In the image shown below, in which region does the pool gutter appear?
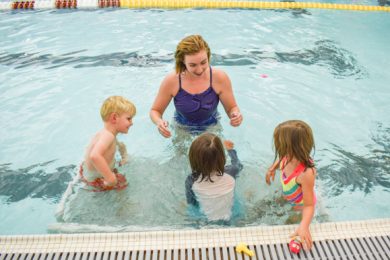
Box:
[0,218,389,259]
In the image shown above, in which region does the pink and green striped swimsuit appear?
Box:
[280,158,316,206]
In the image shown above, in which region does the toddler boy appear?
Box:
[81,96,136,191]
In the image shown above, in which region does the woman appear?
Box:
[150,35,243,138]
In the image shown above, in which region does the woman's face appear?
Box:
[183,50,209,77]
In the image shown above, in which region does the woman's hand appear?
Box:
[230,111,243,127]
[157,119,171,138]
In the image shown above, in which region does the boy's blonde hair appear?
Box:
[100,96,136,121]
[189,133,226,182]
[175,35,211,74]
[273,120,315,169]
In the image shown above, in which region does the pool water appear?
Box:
[0,4,389,235]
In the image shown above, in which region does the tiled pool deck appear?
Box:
[0,218,389,259]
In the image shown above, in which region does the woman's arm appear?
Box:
[213,69,243,127]
[150,73,176,138]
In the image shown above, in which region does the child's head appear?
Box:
[189,133,226,181]
[100,96,136,122]
[273,120,315,167]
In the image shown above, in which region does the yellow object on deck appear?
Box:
[236,242,255,257]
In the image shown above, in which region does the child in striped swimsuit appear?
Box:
[265,120,316,251]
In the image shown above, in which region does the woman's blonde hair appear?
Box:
[100,96,136,121]
[175,35,211,74]
[189,132,225,182]
[273,120,315,168]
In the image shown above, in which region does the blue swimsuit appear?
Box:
[174,67,220,128]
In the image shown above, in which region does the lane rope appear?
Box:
[1,0,389,12]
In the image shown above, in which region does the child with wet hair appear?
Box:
[266,120,316,251]
[80,96,136,191]
[185,132,243,221]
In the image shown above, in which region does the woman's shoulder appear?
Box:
[211,67,229,80]
[162,71,178,83]
[160,71,179,92]
[210,68,231,92]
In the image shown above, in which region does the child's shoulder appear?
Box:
[298,167,316,185]
[304,166,316,175]
[96,129,116,143]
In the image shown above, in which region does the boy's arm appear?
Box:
[117,141,129,165]
[185,175,198,207]
[89,132,117,186]
[265,160,280,185]
[224,149,243,179]
[293,168,316,250]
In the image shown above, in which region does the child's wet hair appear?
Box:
[189,132,226,182]
[100,96,136,121]
[273,120,315,168]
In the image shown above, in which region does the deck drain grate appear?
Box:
[1,235,389,260]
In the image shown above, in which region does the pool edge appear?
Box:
[0,218,389,253]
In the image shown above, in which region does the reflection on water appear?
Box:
[0,51,172,70]
[275,7,311,18]
[318,123,390,196]
[170,121,224,157]
[0,40,365,79]
[273,40,366,79]
[0,161,74,203]
[378,0,390,6]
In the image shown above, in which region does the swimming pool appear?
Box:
[0,2,389,235]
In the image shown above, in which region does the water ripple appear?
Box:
[0,40,366,79]
[0,162,75,203]
[318,123,390,196]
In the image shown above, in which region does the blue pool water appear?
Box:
[0,4,389,235]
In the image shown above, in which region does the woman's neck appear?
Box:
[183,67,209,81]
